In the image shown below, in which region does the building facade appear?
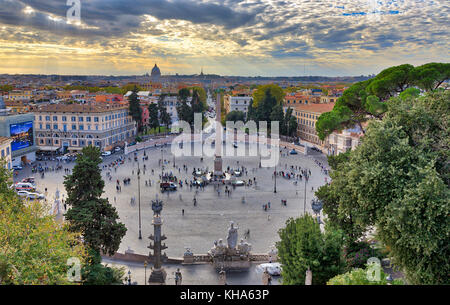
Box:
[0,113,37,166]
[0,137,12,169]
[224,95,252,116]
[290,103,335,148]
[33,104,136,153]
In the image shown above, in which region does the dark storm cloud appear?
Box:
[10,0,259,38]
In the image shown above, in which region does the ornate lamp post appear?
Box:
[148,196,167,284]
[127,270,131,285]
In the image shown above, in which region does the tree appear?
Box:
[160,107,172,133]
[157,94,167,133]
[0,162,85,284]
[176,101,193,126]
[121,83,143,95]
[256,89,277,124]
[191,86,207,108]
[270,103,285,136]
[128,86,143,132]
[64,146,127,257]
[148,103,159,131]
[411,62,450,91]
[316,63,450,140]
[277,215,344,285]
[225,110,246,123]
[327,265,403,285]
[316,91,450,284]
[81,248,124,285]
[247,99,256,121]
[178,88,190,102]
[252,84,284,108]
[285,107,298,137]
[191,90,205,126]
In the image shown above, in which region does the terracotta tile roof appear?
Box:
[291,102,335,114]
[35,103,127,113]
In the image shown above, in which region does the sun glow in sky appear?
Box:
[0,0,448,76]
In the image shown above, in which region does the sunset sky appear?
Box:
[0,0,448,76]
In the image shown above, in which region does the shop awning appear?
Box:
[37,146,60,151]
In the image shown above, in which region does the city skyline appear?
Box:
[0,0,448,77]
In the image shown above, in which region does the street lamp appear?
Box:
[127,270,132,285]
[311,197,323,223]
[144,261,148,285]
[274,165,277,193]
[138,162,142,240]
[303,171,308,214]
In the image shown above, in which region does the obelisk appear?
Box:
[214,93,223,176]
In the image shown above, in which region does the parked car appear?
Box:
[114,146,121,152]
[233,142,238,148]
[12,165,23,170]
[21,177,36,185]
[232,170,242,177]
[17,190,45,200]
[289,149,298,155]
[256,263,282,276]
[160,182,177,192]
[232,180,245,186]
[15,182,36,192]
[101,151,112,157]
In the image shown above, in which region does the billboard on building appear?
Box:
[10,121,34,151]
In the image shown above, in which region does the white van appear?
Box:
[15,182,36,191]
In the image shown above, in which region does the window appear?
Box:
[72,141,77,146]
[45,116,50,121]
[46,124,51,130]
[94,117,99,122]
[53,116,58,121]
[86,117,91,122]
[53,124,58,130]
[72,125,76,130]
[63,124,67,132]
[79,117,84,122]
[71,116,76,122]
[62,116,67,121]
[79,125,84,131]
[1,150,4,158]
[39,123,43,129]
[6,147,9,155]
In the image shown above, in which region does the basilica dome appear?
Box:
[151,63,161,78]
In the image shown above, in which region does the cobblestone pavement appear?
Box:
[14,143,330,259]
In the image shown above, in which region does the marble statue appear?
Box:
[238,239,252,255]
[226,221,239,249]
